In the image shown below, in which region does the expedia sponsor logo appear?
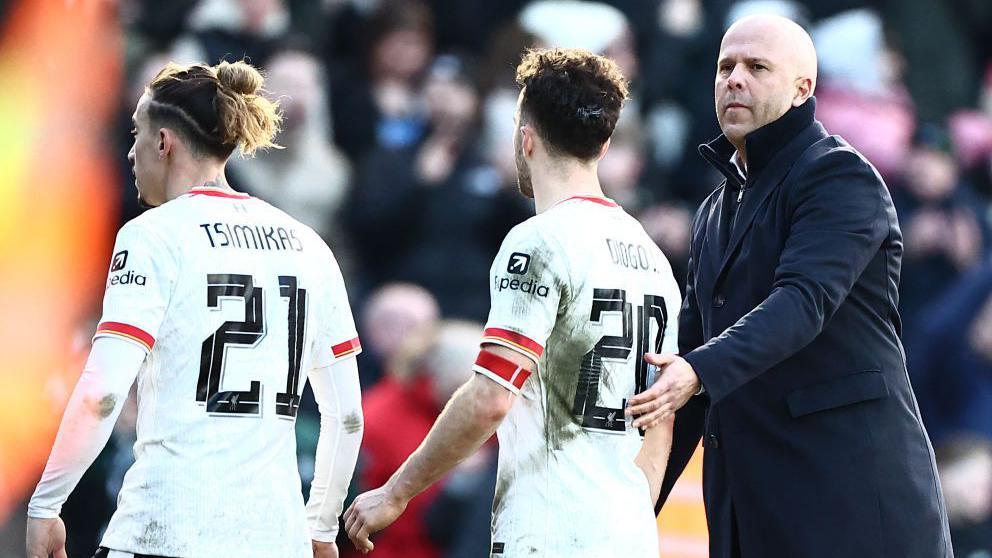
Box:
[110,250,128,272]
[108,270,147,286]
[507,252,531,274]
[494,276,550,297]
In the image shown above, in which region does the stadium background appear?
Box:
[1,0,991,556]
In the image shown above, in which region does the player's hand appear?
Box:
[626,353,700,428]
[26,516,67,558]
[343,484,408,554]
[312,539,339,558]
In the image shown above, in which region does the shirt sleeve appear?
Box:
[305,356,363,541]
[28,336,146,518]
[311,246,361,370]
[479,223,569,392]
[93,220,177,352]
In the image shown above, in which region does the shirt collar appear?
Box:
[730,151,747,180]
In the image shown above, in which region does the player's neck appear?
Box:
[532,161,605,214]
[164,163,232,201]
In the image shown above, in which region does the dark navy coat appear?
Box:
[659,99,953,558]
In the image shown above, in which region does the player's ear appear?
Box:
[158,128,173,159]
[521,125,535,157]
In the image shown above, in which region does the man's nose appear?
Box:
[726,64,746,90]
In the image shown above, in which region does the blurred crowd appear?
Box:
[18,0,992,556]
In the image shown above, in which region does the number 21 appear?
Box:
[196,274,307,418]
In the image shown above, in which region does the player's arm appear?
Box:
[633,272,681,507]
[344,344,530,553]
[28,220,173,558]
[26,336,147,558]
[305,354,363,555]
[305,245,366,557]
[383,344,527,497]
[634,415,676,507]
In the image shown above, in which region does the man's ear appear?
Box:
[159,128,175,158]
[792,77,814,107]
[521,125,535,157]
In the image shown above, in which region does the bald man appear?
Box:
[627,15,952,558]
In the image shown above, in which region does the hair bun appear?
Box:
[215,60,263,95]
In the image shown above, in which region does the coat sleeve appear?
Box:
[684,148,888,404]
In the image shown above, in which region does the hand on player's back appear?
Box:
[312,540,339,558]
[344,484,409,553]
[26,516,67,558]
[626,353,700,428]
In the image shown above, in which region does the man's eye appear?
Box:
[752,64,766,71]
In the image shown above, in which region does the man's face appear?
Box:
[714,25,798,146]
[127,92,167,207]
[513,91,534,199]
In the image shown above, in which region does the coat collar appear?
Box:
[697,98,829,289]
[699,97,818,186]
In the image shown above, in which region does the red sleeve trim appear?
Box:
[481,328,544,359]
[95,321,155,351]
[331,336,362,358]
[475,349,531,390]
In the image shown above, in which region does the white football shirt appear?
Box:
[478,195,681,557]
[93,186,361,558]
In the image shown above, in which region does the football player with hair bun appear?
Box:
[27,60,363,558]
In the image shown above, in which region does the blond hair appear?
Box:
[147,60,281,158]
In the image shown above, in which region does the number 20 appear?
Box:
[572,288,667,432]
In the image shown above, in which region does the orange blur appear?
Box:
[0,0,121,522]
[658,444,708,557]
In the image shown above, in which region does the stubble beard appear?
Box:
[516,166,534,199]
[514,139,534,199]
[134,174,160,209]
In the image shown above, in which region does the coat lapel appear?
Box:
[714,122,829,287]
[703,185,726,277]
[696,137,740,286]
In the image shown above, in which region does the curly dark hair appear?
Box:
[514,48,629,160]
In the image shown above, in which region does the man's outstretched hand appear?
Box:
[343,484,408,554]
[626,353,700,428]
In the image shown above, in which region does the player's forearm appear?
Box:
[306,358,363,541]
[387,375,510,504]
[634,419,675,507]
[28,337,145,518]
